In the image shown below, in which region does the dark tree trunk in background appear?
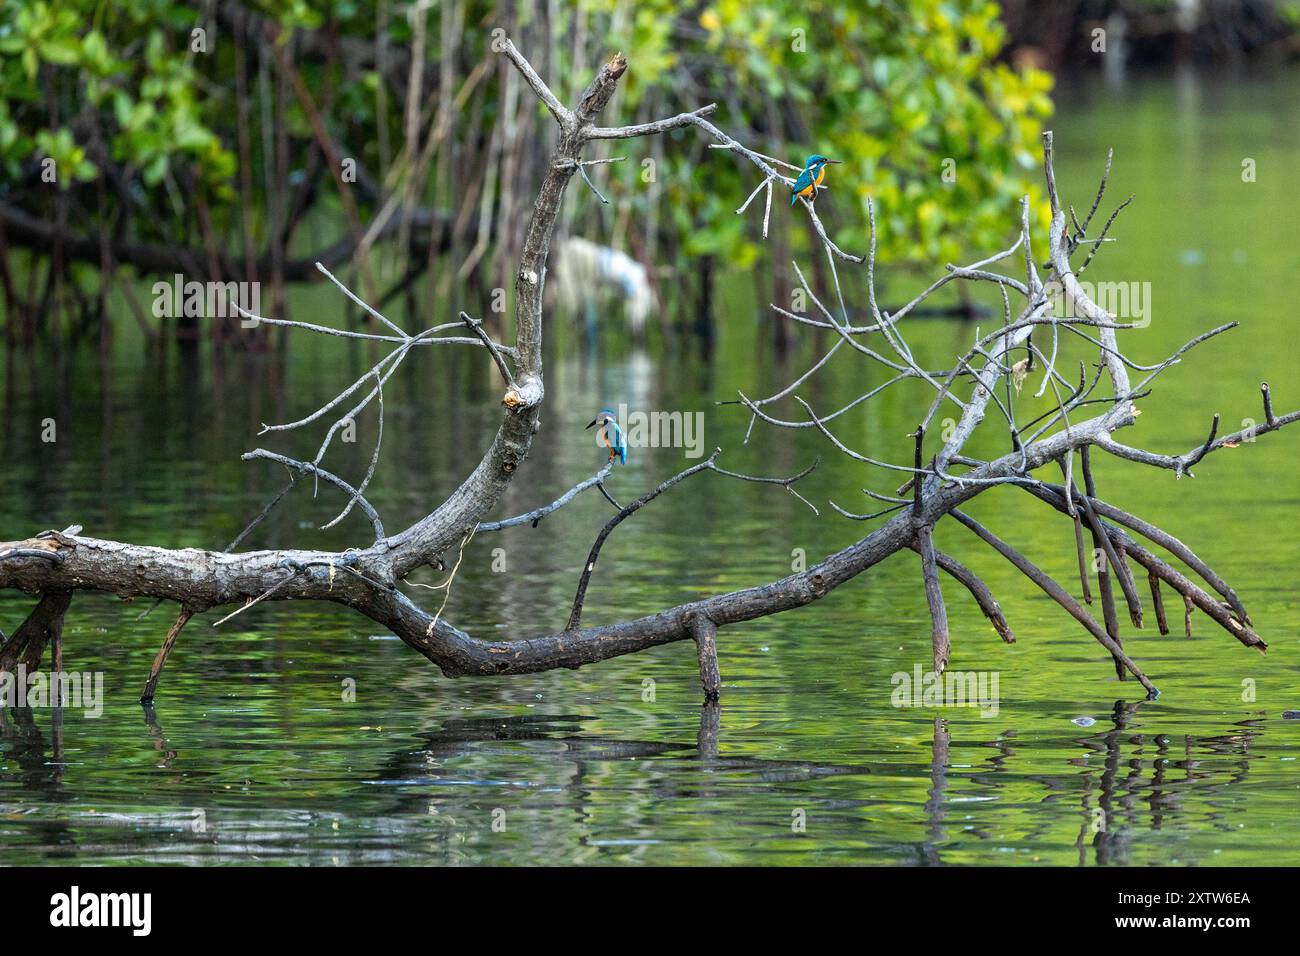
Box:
[694,254,715,361]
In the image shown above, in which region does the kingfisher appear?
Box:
[586,408,627,464]
[790,154,841,206]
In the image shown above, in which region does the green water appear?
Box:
[2,70,1299,865]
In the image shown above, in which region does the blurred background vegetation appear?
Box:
[0,0,1296,352]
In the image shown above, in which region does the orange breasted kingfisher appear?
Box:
[790,154,841,206]
[586,408,627,464]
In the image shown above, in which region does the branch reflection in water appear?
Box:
[0,704,1277,866]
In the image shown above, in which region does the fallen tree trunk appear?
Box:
[2,43,1296,704]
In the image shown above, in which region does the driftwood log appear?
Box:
[2,42,1296,705]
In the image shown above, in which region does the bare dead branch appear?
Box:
[1079,148,1114,236]
[566,454,721,632]
[499,38,572,128]
[1037,478,1249,623]
[1079,447,1143,630]
[916,525,950,674]
[950,509,1159,698]
[1025,484,1267,655]
[460,311,517,387]
[140,608,195,704]
[1149,573,1169,636]
[478,460,616,532]
[242,450,386,542]
[708,458,821,515]
[909,543,1015,643]
[690,614,721,703]
[583,104,718,140]
[1096,398,1300,477]
[1077,195,1134,276]
[0,591,72,675]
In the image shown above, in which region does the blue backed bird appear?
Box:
[790,154,841,206]
[586,408,627,464]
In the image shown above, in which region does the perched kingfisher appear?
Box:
[586,408,627,464]
[790,154,841,206]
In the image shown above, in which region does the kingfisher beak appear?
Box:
[585,419,598,429]
[825,159,842,164]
